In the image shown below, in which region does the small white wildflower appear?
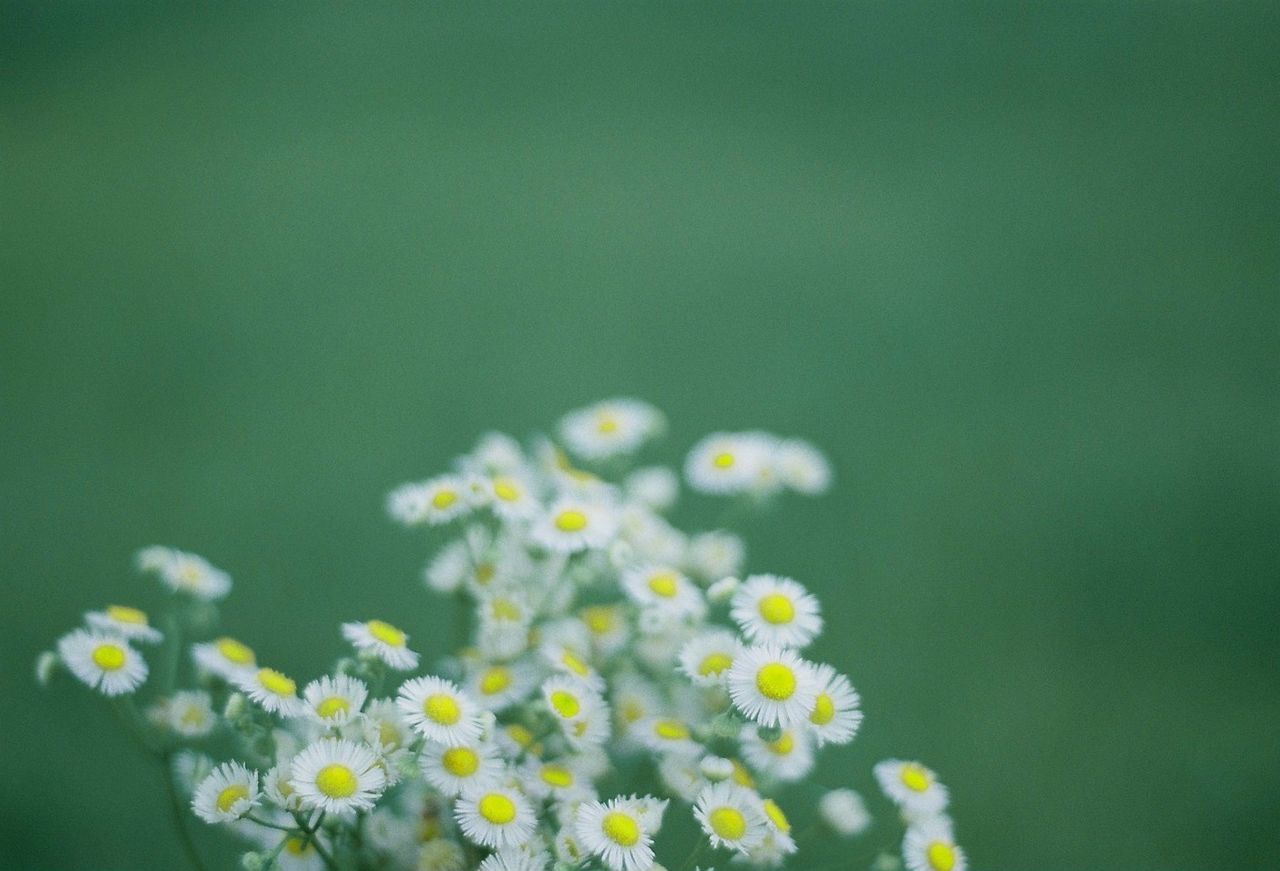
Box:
[819,788,871,837]
[903,817,966,871]
[301,674,368,727]
[137,546,232,600]
[693,782,768,854]
[234,667,304,716]
[874,759,949,817]
[57,629,148,696]
[730,574,823,649]
[290,737,387,815]
[84,605,164,644]
[454,785,537,850]
[192,761,260,824]
[726,644,819,728]
[341,619,419,671]
[396,676,483,746]
[192,636,257,681]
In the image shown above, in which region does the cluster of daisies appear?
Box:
[40,399,967,871]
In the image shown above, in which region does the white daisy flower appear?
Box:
[484,473,542,521]
[465,660,539,712]
[541,677,602,730]
[454,785,537,849]
[264,760,302,811]
[192,761,260,824]
[386,475,472,526]
[559,398,664,461]
[57,629,148,696]
[806,663,862,746]
[740,727,815,783]
[775,438,832,495]
[699,755,736,783]
[464,431,527,475]
[706,575,741,604]
[479,848,551,871]
[267,832,328,871]
[530,497,619,553]
[341,619,419,671]
[361,699,413,755]
[574,796,659,871]
[577,604,630,655]
[678,629,742,687]
[419,740,503,797]
[757,797,799,858]
[84,605,163,644]
[694,782,767,854]
[137,546,232,600]
[730,575,822,649]
[874,759,950,817]
[191,636,257,681]
[164,690,216,737]
[633,716,701,757]
[301,674,368,727]
[903,817,966,871]
[423,539,471,594]
[622,564,706,621]
[396,676,483,746]
[624,466,679,512]
[685,530,746,581]
[290,737,387,815]
[235,667,304,716]
[610,673,664,734]
[819,788,871,837]
[521,757,590,801]
[684,433,772,495]
[726,644,819,728]
[657,754,704,801]
[476,591,534,660]
[540,643,605,692]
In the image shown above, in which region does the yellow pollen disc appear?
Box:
[505,724,534,748]
[377,721,400,748]
[315,763,358,798]
[215,784,248,813]
[901,763,931,792]
[601,811,640,846]
[654,719,689,740]
[810,693,836,725]
[762,799,790,833]
[712,451,736,469]
[431,489,458,509]
[582,606,615,634]
[708,807,747,841]
[366,620,405,647]
[554,509,588,532]
[647,572,679,598]
[315,696,350,720]
[492,477,521,502]
[474,562,496,584]
[477,793,516,825]
[549,690,581,718]
[927,842,956,871]
[216,637,254,665]
[596,415,620,434]
[106,605,147,625]
[540,765,573,788]
[731,759,755,788]
[180,706,205,727]
[91,644,125,671]
[258,668,296,697]
[490,599,521,621]
[756,663,797,700]
[620,700,644,723]
[768,732,795,755]
[441,747,479,777]
[561,650,590,676]
[572,720,589,737]
[758,594,795,625]
[479,667,512,696]
[284,837,311,856]
[423,693,461,724]
[698,653,733,677]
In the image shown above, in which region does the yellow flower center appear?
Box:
[762,799,790,832]
[477,793,516,825]
[756,663,796,700]
[216,637,254,665]
[653,719,689,740]
[366,620,405,647]
[601,811,640,846]
[647,572,679,598]
[712,451,736,468]
[810,693,835,725]
[315,763,358,798]
[431,489,458,509]
[492,477,521,502]
[560,649,590,677]
[620,699,644,723]
[767,731,795,755]
[441,747,479,777]
[540,765,574,788]
[315,696,350,720]
[258,668,296,697]
[758,594,795,625]
[927,842,956,871]
[901,763,931,792]
[215,784,249,813]
[284,837,311,856]
[581,606,616,634]
[505,724,534,748]
[554,509,588,532]
[731,759,755,788]
[708,807,747,841]
[479,667,512,696]
[377,721,401,748]
[698,653,733,676]
[91,643,125,671]
[490,598,521,621]
[549,690,581,718]
[106,605,147,625]
[423,693,461,724]
[180,706,206,727]
[596,415,620,434]
[474,562,496,585]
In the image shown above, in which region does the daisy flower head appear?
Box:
[684,432,772,495]
[574,796,658,871]
[903,817,966,871]
[476,590,534,660]
[730,575,822,649]
[57,629,148,696]
[819,788,871,837]
[874,759,950,817]
[775,438,832,495]
[634,716,701,757]
[622,564,706,621]
[265,761,302,811]
[192,636,257,681]
[290,737,387,815]
[694,782,768,854]
[235,667,304,716]
[740,727,815,783]
[755,797,799,860]
[678,629,742,688]
[419,740,503,797]
[84,605,163,644]
[465,431,528,475]
[396,675,483,746]
[484,473,542,521]
[521,757,590,802]
[541,677,600,727]
[341,619,419,671]
[137,546,232,601]
[624,466,679,512]
[361,699,413,754]
[479,848,552,871]
[685,530,746,581]
[726,644,819,728]
[530,496,620,554]
[806,663,863,746]
[559,398,665,461]
[540,642,605,692]
[454,785,537,849]
[192,761,260,824]
[465,660,539,712]
[386,475,472,527]
[301,674,368,728]
[164,690,216,737]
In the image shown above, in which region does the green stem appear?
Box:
[160,751,211,871]
[245,815,297,832]
[677,835,709,871]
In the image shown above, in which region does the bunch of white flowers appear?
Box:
[39,399,967,871]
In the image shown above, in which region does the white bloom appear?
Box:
[819,788,871,837]
[806,663,862,746]
[874,759,949,817]
[577,604,630,656]
[57,629,147,696]
[622,564,706,621]
[740,727,815,783]
[265,761,302,811]
[726,644,819,728]
[301,674,368,727]
[396,676,483,746]
[685,531,746,581]
[684,433,772,495]
[137,546,232,600]
[479,848,551,871]
[559,398,664,461]
[530,497,620,553]
[699,755,735,782]
[755,797,799,861]
[465,660,540,712]
[775,438,832,495]
[624,466,679,512]
[521,757,591,801]
[476,591,534,660]
[192,761,259,823]
[484,473,542,521]
[730,575,822,649]
[575,797,659,871]
[341,619,419,671]
[386,475,472,526]
[633,716,701,757]
[164,690,216,737]
[678,630,742,687]
[420,740,503,797]
[454,785,537,849]
[466,431,527,476]
[694,782,767,853]
[706,575,740,604]
[540,642,606,692]
[191,636,257,681]
[290,737,387,815]
[903,817,966,871]
[361,699,413,754]
[234,667,304,716]
[84,605,163,644]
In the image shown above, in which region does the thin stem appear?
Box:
[245,815,297,832]
[160,751,211,871]
[677,835,709,871]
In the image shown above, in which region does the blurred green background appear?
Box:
[3,3,1277,869]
